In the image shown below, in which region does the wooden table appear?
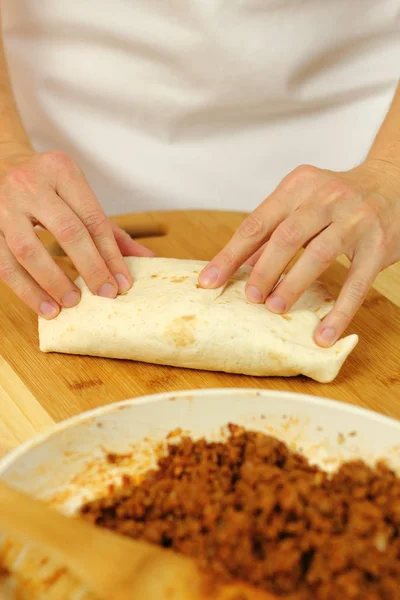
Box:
[1,209,400,459]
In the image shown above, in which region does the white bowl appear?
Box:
[1,388,400,599]
[2,388,400,507]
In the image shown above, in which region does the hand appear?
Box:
[199,160,400,346]
[0,151,154,318]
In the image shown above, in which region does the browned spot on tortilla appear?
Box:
[324,297,333,302]
[282,315,292,321]
[66,325,75,332]
[268,351,284,364]
[196,284,200,289]
[68,378,103,391]
[313,307,321,313]
[181,315,196,322]
[164,316,196,348]
[151,274,158,278]
[170,276,189,283]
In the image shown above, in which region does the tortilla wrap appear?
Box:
[39,257,358,383]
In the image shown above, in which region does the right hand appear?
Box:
[0,151,154,318]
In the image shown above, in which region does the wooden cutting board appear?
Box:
[1,209,400,455]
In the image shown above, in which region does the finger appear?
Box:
[199,209,287,289]
[263,223,347,313]
[111,224,155,257]
[37,194,119,298]
[0,234,60,318]
[315,251,381,346]
[245,205,331,303]
[244,243,266,267]
[52,156,132,293]
[199,164,324,288]
[4,216,81,307]
[245,172,365,305]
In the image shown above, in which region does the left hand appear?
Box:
[199,159,400,347]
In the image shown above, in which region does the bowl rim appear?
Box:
[1,387,399,474]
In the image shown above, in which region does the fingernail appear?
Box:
[318,327,336,345]
[115,273,131,294]
[199,266,219,287]
[246,285,263,303]
[40,301,59,319]
[98,283,117,299]
[61,290,80,308]
[266,295,286,313]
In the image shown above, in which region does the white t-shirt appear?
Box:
[2,1,400,215]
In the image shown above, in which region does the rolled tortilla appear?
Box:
[39,257,358,383]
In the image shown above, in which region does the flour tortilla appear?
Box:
[39,257,358,383]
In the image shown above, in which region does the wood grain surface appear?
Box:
[1,209,400,457]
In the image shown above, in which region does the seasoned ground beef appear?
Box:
[80,425,400,599]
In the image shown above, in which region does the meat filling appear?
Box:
[80,425,400,599]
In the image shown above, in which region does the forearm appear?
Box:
[0,9,35,168]
[367,82,400,171]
